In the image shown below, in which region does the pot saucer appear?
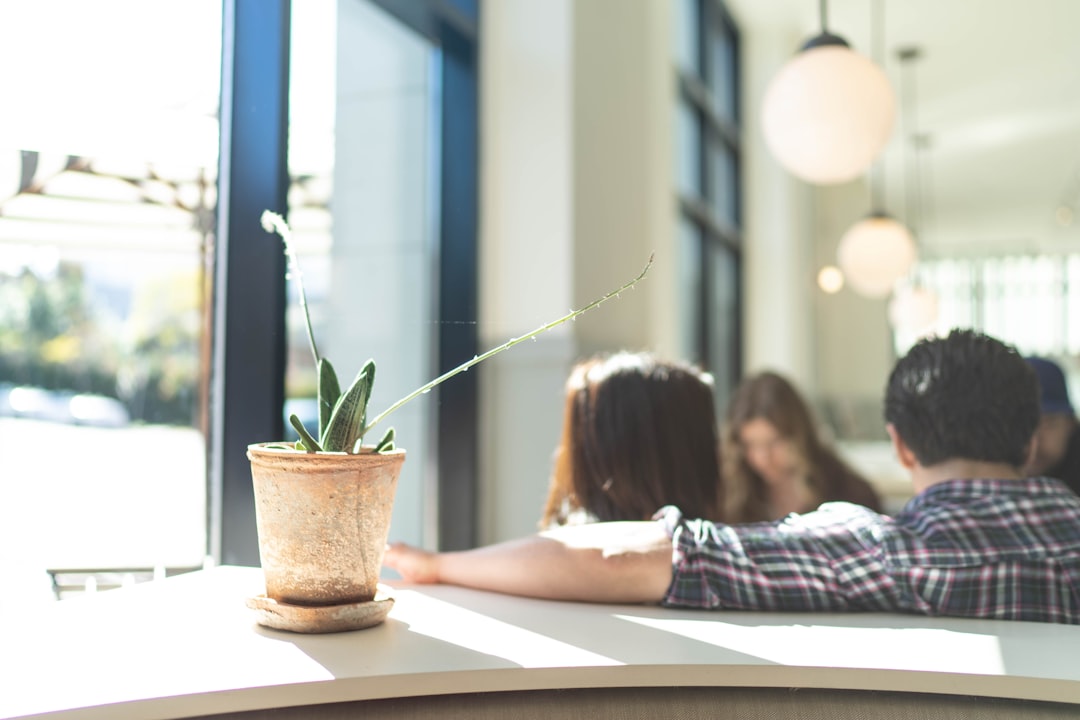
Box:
[246,586,394,634]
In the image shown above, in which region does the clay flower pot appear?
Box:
[245,443,405,632]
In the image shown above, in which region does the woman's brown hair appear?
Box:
[722,371,881,523]
[540,352,724,527]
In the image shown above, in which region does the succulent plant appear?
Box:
[261,210,651,454]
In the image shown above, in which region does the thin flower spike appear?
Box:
[262,210,320,366]
[362,254,654,438]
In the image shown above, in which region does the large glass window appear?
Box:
[214,0,479,563]
[707,243,739,414]
[908,253,1077,357]
[0,0,221,598]
[673,0,742,410]
[677,218,704,363]
[708,142,738,229]
[3,0,479,599]
[706,15,738,124]
[674,0,701,76]
[676,100,703,199]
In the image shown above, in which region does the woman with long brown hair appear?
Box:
[540,352,724,527]
[722,371,882,523]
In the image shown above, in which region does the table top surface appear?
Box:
[3,565,1080,719]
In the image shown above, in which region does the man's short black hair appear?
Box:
[884,329,1039,468]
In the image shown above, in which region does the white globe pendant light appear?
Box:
[836,212,916,298]
[761,4,896,185]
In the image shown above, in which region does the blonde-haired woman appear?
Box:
[722,371,882,523]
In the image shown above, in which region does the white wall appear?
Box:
[478,0,680,544]
[571,0,678,361]
[812,181,895,402]
[478,0,577,544]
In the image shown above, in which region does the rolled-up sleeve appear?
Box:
[653,503,898,612]
[654,505,723,608]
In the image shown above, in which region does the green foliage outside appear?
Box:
[0,262,202,426]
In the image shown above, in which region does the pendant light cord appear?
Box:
[899,48,922,238]
[869,0,885,211]
[803,0,849,51]
[899,45,933,286]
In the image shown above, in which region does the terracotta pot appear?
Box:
[247,443,405,607]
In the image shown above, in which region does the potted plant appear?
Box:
[246,211,652,633]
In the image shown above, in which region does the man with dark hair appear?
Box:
[1023,355,1080,496]
[386,329,1080,624]
[886,330,1040,469]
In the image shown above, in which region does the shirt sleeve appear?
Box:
[654,504,900,612]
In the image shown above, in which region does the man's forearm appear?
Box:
[434,521,674,604]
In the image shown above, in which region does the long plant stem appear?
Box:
[261,211,320,364]
[362,253,655,439]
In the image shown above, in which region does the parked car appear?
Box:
[0,385,129,427]
[4,386,74,423]
[69,393,131,428]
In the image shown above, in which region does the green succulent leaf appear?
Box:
[289,414,322,452]
[358,359,375,429]
[317,358,341,440]
[321,363,374,452]
[373,427,395,454]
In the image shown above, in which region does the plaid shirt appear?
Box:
[657,477,1080,624]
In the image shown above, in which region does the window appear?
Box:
[213,0,480,565]
[673,0,742,412]
[2,0,480,599]
[908,253,1078,358]
[0,0,222,596]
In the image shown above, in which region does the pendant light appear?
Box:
[835,1,915,298]
[762,0,897,185]
[837,213,916,298]
[888,48,940,337]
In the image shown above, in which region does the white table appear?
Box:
[3,566,1079,719]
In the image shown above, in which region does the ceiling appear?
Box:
[725,0,1080,256]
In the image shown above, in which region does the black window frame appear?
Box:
[677,0,743,401]
[211,0,480,565]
